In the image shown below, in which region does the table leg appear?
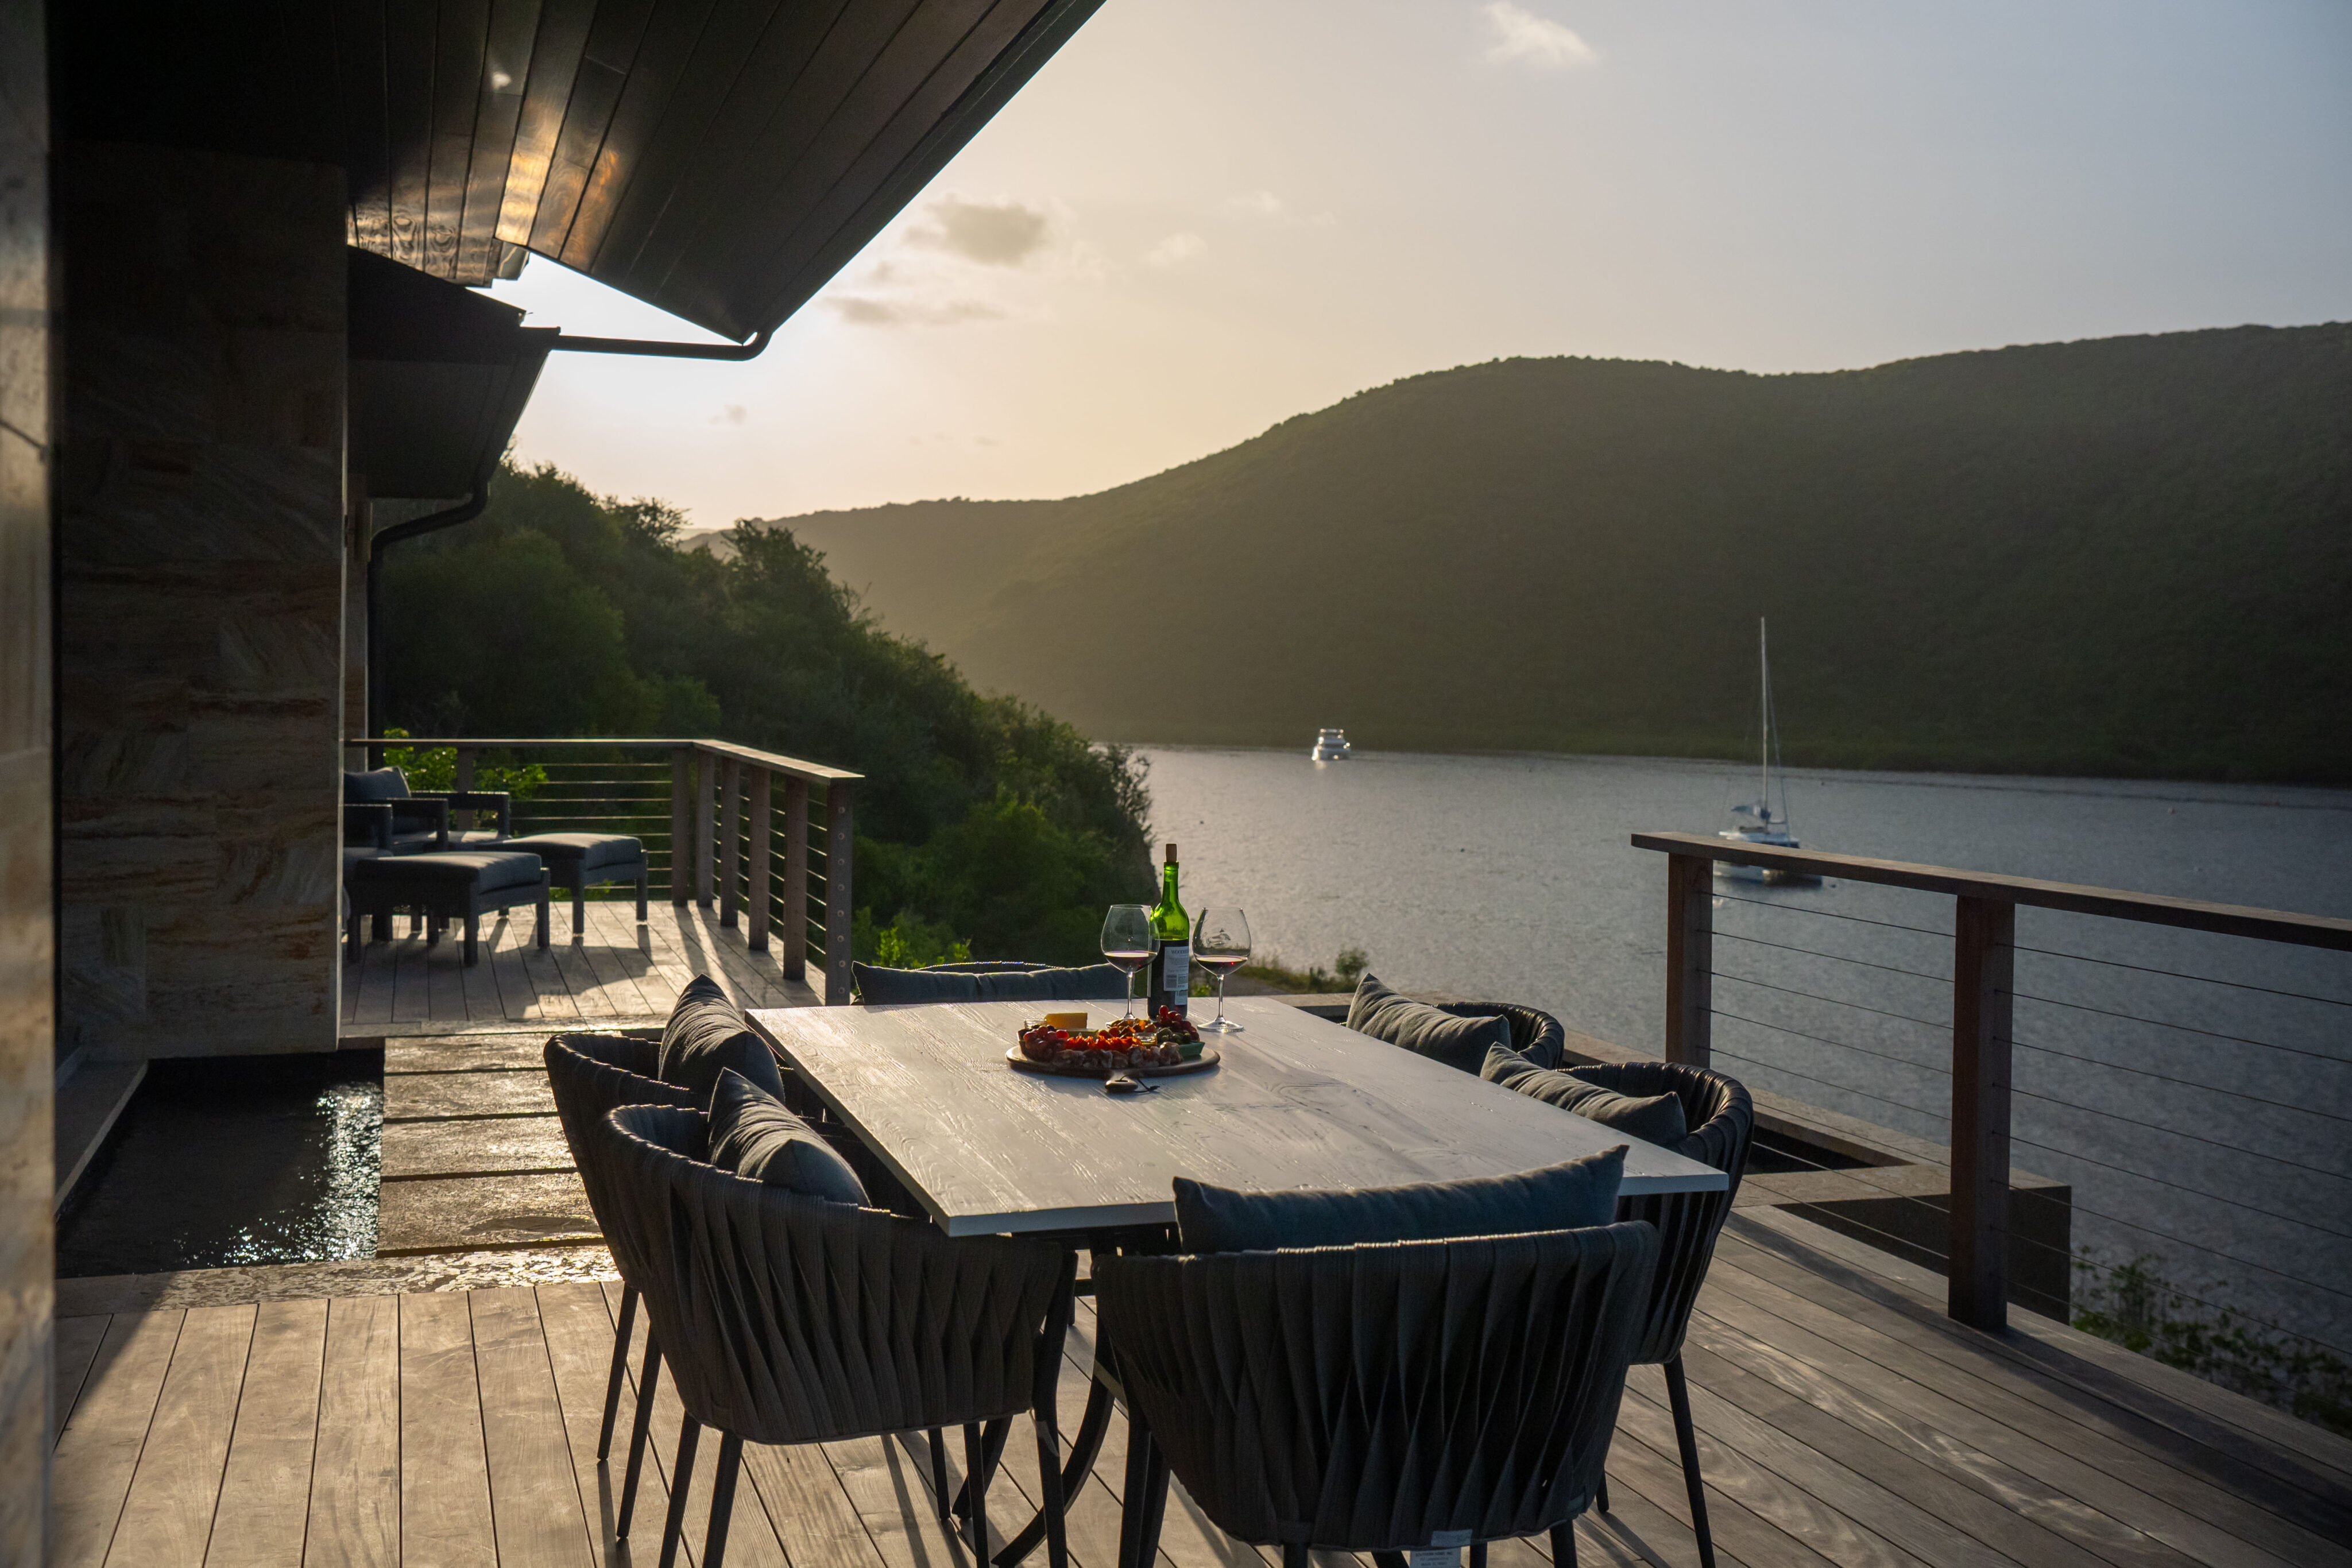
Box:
[991,1377,1112,1566]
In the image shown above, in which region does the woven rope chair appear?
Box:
[1097,1222,1659,1568]
[543,1033,698,1535]
[1429,1000,1568,1069]
[597,1104,1079,1568]
[1573,1059,1755,1568]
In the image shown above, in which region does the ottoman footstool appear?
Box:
[498,833,648,936]
[347,850,551,967]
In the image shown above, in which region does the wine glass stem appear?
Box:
[1215,975,1228,1027]
[1125,969,1136,1020]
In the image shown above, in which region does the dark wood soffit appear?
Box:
[353,0,1102,340]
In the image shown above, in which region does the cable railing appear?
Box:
[350,737,862,1003]
[1633,831,2352,1410]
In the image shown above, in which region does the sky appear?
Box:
[489,0,2352,526]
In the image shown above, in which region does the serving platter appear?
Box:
[1004,1043,1222,1079]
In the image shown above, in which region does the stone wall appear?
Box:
[0,0,52,1552]
[55,144,346,1059]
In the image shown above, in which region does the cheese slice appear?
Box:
[1042,1011,1088,1031]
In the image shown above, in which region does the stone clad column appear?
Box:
[0,0,53,1551]
[55,144,347,1059]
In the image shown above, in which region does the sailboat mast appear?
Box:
[1758,618,1770,819]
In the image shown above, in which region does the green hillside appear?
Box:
[752,324,2352,781]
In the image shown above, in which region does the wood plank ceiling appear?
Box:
[342,0,1102,340]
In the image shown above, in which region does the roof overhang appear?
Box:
[59,0,1108,343]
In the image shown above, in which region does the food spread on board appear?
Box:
[1009,1006,1215,1077]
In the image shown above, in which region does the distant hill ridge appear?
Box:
[725,324,2352,781]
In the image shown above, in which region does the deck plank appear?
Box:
[53,1311,185,1568]
[536,1281,640,1562]
[470,1288,594,1568]
[589,1279,683,1555]
[399,1291,498,1568]
[1707,1238,2350,1568]
[54,1314,111,1443]
[206,1296,330,1567]
[1695,1257,2315,1568]
[104,1302,257,1568]
[305,1294,401,1568]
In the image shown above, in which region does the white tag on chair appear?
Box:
[1407,1552,1459,1568]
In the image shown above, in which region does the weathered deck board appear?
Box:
[51,1213,2351,1568]
[343,898,818,1036]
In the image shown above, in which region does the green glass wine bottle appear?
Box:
[1148,843,1191,1017]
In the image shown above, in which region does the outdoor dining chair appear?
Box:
[543,1032,698,1532]
[1564,1059,1755,1568]
[595,1102,1081,1568]
[1096,1222,1660,1568]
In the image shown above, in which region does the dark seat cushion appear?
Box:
[657,974,786,1109]
[1483,1044,1690,1147]
[344,766,411,803]
[347,849,544,893]
[502,833,645,871]
[1173,1145,1626,1254]
[707,1067,869,1206]
[853,961,1132,1005]
[1345,971,1512,1074]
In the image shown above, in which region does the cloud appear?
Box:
[903,195,1053,266]
[826,296,1004,328]
[1480,2,1596,69]
[1145,232,1206,268]
[1228,191,1287,219]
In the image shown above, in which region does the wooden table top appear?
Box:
[747,997,1727,1237]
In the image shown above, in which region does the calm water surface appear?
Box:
[1144,747,2352,1353]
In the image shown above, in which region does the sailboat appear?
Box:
[1717,618,1818,884]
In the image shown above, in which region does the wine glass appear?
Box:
[1100,904,1156,1020]
[1192,908,1252,1033]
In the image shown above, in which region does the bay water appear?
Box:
[1143,746,2352,1360]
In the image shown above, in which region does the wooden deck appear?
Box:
[52,1207,2352,1568]
[341,899,820,1036]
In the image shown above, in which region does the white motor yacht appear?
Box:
[1310,727,1352,761]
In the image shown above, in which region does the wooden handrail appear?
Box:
[344,735,863,785]
[1634,828,2352,1335]
[1632,831,2352,952]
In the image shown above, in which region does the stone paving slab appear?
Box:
[375,1172,597,1255]
[382,1069,554,1121]
[382,1116,572,1180]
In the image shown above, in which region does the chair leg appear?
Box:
[1469,1546,1487,1568]
[537,873,551,951]
[1665,1356,1716,1568]
[597,1284,639,1460]
[616,1333,663,1537]
[1032,1404,1069,1568]
[1550,1525,1577,1568]
[1119,1418,1159,1568]
[1283,1546,1310,1568]
[929,1428,952,1521]
[572,881,586,940]
[637,865,649,921]
[1137,1442,1170,1568]
[656,1416,702,1568]
[704,1431,744,1568]
[463,909,479,966]
[964,1422,991,1556]
[1595,1474,1609,1513]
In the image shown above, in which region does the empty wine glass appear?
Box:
[1192,908,1252,1033]
[1101,904,1156,1020]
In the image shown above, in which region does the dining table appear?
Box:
[746,994,1728,1566]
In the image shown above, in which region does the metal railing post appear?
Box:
[825,782,854,1005]
[1665,852,1712,1068]
[694,749,715,908]
[454,745,477,831]
[718,755,742,928]
[783,777,809,983]
[1949,894,2016,1332]
[746,768,772,953]
[670,748,693,904]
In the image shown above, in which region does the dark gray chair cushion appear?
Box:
[502,832,644,872]
[657,974,786,1109]
[707,1067,869,1206]
[1173,1145,1626,1254]
[347,849,543,892]
[1483,1044,1691,1147]
[344,766,411,803]
[853,961,1132,1004]
[1345,971,1512,1074]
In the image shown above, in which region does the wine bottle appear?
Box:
[1148,843,1191,1017]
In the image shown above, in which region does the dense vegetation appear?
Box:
[381,463,1154,965]
[752,324,2352,783]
